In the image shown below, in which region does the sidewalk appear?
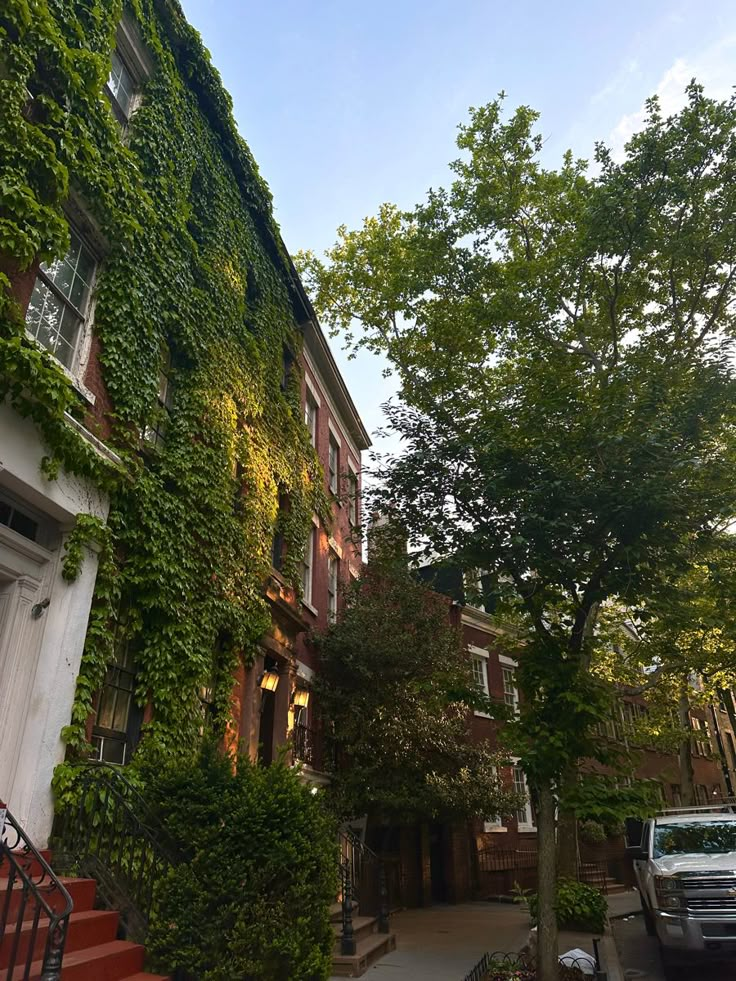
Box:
[330,892,639,981]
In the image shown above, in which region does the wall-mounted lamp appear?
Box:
[292,688,310,709]
[258,665,280,693]
[31,598,50,620]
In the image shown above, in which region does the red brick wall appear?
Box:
[294,363,363,675]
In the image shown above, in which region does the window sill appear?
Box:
[483,826,507,833]
[301,599,318,617]
[26,333,97,407]
[474,710,492,719]
[518,825,537,833]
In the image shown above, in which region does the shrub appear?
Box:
[143,744,337,981]
[528,877,607,934]
[579,819,607,845]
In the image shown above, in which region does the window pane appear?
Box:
[96,687,119,730]
[27,230,94,367]
[108,49,135,117]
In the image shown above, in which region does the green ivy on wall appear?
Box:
[0,0,328,765]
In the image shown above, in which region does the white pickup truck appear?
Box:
[627,805,736,978]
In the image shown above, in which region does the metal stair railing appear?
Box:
[0,806,73,981]
[51,762,179,944]
[338,828,389,956]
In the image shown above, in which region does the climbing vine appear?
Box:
[0,0,328,765]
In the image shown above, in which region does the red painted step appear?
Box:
[0,876,96,921]
[13,940,145,981]
[120,975,170,980]
[0,909,119,969]
[8,850,53,879]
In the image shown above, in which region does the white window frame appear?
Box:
[512,761,535,831]
[106,15,153,125]
[483,766,507,832]
[301,525,315,608]
[25,223,99,389]
[347,461,359,526]
[500,654,519,716]
[469,645,490,718]
[328,433,340,496]
[327,549,339,623]
[305,390,318,448]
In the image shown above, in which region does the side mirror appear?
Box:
[625,844,648,861]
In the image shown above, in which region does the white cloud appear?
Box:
[590,58,641,107]
[608,34,736,159]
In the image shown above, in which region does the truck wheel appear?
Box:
[638,891,656,936]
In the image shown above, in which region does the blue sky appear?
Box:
[180,0,736,449]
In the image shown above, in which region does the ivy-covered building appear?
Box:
[0,0,367,845]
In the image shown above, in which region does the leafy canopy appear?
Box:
[315,537,519,823]
[298,84,736,787]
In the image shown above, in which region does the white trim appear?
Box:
[327,420,342,447]
[327,536,342,559]
[499,653,518,667]
[116,14,154,83]
[468,644,490,658]
[301,525,315,606]
[311,513,320,528]
[63,413,122,468]
[302,347,362,461]
[296,660,316,683]
[301,598,318,617]
[304,373,322,408]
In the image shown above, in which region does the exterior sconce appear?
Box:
[292,688,310,709]
[258,666,280,693]
[31,598,50,619]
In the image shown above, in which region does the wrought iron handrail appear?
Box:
[293,722,319,769]
[338,828,390,955]
[1,806,73,981]
[52,762,179,943]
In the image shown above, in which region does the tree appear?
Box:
[315,538,518,826]
[297,85,736,978]
[601,536,736,805]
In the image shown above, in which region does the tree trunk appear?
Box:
[536,780,558,981]
[678,689,695,806]
[557,765,579,879]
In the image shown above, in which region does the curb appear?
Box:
[601,919,625,981]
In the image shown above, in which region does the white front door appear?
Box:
[0,528,52,813]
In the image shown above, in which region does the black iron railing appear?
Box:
[477,846,610,896]
[461,946,607,981]
[52,762,179,943]
[293,722,320,769]
[0,807,73,981]
[338,828,390,955]
[293,722,336,773]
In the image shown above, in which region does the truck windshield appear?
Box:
[654,822,736,857]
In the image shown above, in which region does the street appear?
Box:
[613,914,736,980]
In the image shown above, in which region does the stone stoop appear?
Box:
[329,905,397,978]
[1,853,168,981]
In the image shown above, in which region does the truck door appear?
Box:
[632,821,651,897]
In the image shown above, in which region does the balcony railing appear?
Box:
[293,722,324,771]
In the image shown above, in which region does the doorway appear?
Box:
[429,822,448,903]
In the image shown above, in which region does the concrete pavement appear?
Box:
[330,893,636,981]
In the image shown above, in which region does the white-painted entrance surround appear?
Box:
[0,399,109,845]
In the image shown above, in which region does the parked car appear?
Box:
[627,804,736,978]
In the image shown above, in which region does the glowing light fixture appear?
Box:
[292,688,310,709]
[258,666,280,692]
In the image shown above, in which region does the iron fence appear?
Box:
[462,946,607,981]
[51,762,179,943]
[0,807,73,981]
[338,828,390,955]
